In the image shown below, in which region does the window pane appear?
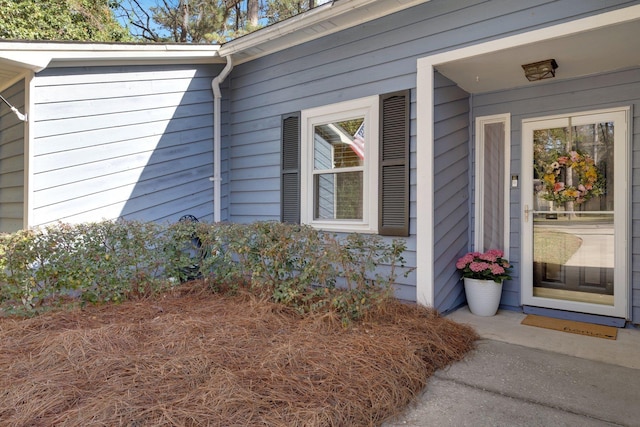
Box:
[483,122,505,252]
[314,171,363,220]
[533,121,615,304]
[533,122,611,212]
[314,118,364,170]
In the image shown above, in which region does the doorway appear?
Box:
[521,108,629,318]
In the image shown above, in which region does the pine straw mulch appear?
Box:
[0,281,478,426]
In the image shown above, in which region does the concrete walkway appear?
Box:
[384,308,640,427]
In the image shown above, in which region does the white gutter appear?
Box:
[210,55,234,223]
[0,41,222,72]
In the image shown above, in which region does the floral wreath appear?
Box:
[539,150,604,205]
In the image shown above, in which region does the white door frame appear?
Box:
[521,107,629,318]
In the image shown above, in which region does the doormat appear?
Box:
[521,315,618,340]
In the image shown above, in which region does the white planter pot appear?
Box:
[463,278,503,317]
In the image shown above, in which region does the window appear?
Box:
[301,96,378,232]
[474,114,510,256]
[281,90,409,236]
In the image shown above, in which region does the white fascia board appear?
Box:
[0,42,222,72]
[425,4,640,69]
[0,51,51,71]
[220,0,429,63]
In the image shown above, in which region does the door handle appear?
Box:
[524,204,533,222]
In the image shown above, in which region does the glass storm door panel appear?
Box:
[521,109,628,318]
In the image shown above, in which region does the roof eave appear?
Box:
[0,41,223,72]
[220,0,429,64]
[0,0,431,72]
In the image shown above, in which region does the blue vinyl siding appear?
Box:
[31,64,222,226]
[219,91,231,222]
[225,0,635,303]
[0,80,25,233]
[433,73,470,313]
[473,67,640,318]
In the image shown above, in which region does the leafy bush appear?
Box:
[0,221,170,312]
[0,220,412,322]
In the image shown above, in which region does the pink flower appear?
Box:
[486,249,503,258]
[470,262,490,272]
[479,252,498,262]
[490,264,505,275]
[462,253,475,262]
[553,182,565,193]
[570,151,579,162]
[558,156,568,165]
[456,249,512,281]
[456,253,475,268]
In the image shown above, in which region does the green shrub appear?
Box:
[0,220,412,322]
[0,221,170,313]
[220,222,411,322]
[74,220,168,304]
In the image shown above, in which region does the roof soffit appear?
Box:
[434,8,640,93]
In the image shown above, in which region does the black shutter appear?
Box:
[281,112,301,224]
[379,90,410,236]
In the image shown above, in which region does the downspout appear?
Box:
[0,93,27,122]
[210,55,233,223]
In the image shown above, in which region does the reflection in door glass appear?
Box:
[532,122,614,305]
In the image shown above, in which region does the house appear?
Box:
[0,42,226,228]
[1,0,639,327]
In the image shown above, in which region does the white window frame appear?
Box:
[300,96,379,233]
[474,113,511,258]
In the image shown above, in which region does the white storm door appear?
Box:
[521,108,629,318]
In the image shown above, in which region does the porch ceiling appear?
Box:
[436,18,640,94]
[0,59,26,86]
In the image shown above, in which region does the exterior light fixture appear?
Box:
[521,59,558,82]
